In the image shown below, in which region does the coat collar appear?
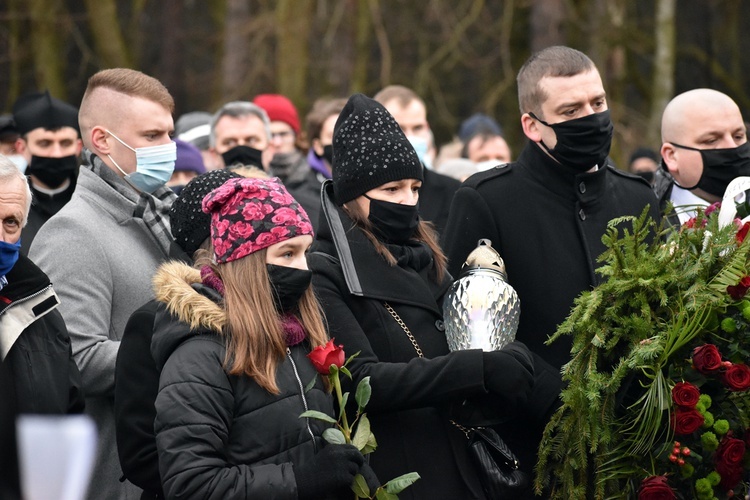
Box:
[518,141,610,203]
[314,181,450,314]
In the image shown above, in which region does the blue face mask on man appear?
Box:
[106,130,176,193]
[407,136,432,170]
[0,239,21,278]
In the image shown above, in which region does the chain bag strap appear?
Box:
[381,301,528,498]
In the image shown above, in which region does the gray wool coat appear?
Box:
[29,151,175,500]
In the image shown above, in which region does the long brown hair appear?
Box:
[343,201,447,282]
[212,249,328,394]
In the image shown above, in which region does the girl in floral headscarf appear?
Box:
[150,177,369,499]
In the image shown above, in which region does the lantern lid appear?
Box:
[460,239,507,279]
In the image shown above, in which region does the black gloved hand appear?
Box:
[294,444,364,500]
[482,341,534,415]
[359,462,381,495]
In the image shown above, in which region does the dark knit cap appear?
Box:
[12,91,79,135]
[169,169,241,255]
[332,94,423,205]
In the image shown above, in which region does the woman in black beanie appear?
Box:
[308,94,535,499]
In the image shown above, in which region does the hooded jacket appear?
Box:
[150,261,334,500]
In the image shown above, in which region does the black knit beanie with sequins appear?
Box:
[332,93,423,205]
[169,169,241,255]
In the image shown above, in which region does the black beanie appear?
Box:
[169,169,241,256]
[332,94,423,205]
[12,90,79,135]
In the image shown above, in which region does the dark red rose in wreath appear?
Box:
[638,475,676,500]
[727,276,750,300]
[716,436,746,467]
[737,221,750,244]
[671,382,700,408]
[307,339,345,375]
[671,407,704,435]
[721,363,750,391]
[692,344,723,374]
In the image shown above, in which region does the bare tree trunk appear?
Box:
[275,0,314,109]
[7,0,24,109]
[221,0,252,100]
[157,0,185,112]
[83,0,131,68]
[530,0,565,54]
[27,0,67,99]
[648,0,676,145]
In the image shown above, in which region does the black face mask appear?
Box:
[529,110,614,172]
[27,155,78,188]
[267,264,312,313]
[668,142,750,197]
[222,145,264,170]
[322,144,334,166]
[364,195,420,245]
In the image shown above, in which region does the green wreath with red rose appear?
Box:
[535,204,750,499]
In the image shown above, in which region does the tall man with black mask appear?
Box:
[12,91,82,255]
[657,89,748,225]
[441,46,660,494]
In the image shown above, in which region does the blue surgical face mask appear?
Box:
[0,239,21,277]
[7,154,27,174]
[407,136,432,169]
[106,130,176,193]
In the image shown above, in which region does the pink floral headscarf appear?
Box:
[201,177,313,263]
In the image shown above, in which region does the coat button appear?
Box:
[435,320,445,331]
[579,208,586,221]
[578,182,586,194]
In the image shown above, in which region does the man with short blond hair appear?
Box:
[30,68,179,500]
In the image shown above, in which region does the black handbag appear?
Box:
[465,426,529,498]
[383,302,529,499]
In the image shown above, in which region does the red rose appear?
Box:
[307,339,345,375]
[721,363,750,391]
[727,276,750,300]
[716,436,746,467]
[683,217,697,229]
[705,202,721,216]
[716,437,746,490]
[692,344,723,374]
[638,475,676,500]
[737,221,750,244]
[671,382,700,407]
[228,221,255,239]
[671,407,704,435]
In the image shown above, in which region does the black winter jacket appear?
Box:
[308,182,494,500]
[442,142,661,491]
[150,262,335,500]
[0,254,84,414]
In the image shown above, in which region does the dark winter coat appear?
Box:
[308,182,490,500]
[0,254,84,414]
[441,141,661,487]
[150,262,335,500]
[114,299,164,499]
[420,167,460,237]
[288,167,327,232]
[20,177,76,256]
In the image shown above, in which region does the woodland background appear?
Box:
[1,0,748,166]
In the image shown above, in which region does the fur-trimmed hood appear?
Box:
[151,260,226,371]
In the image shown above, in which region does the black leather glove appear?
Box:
[294,444,364,500]
[482,341,534,414]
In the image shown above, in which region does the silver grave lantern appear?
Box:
[443,239,520,351]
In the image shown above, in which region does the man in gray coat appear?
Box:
[29,68,178,500]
